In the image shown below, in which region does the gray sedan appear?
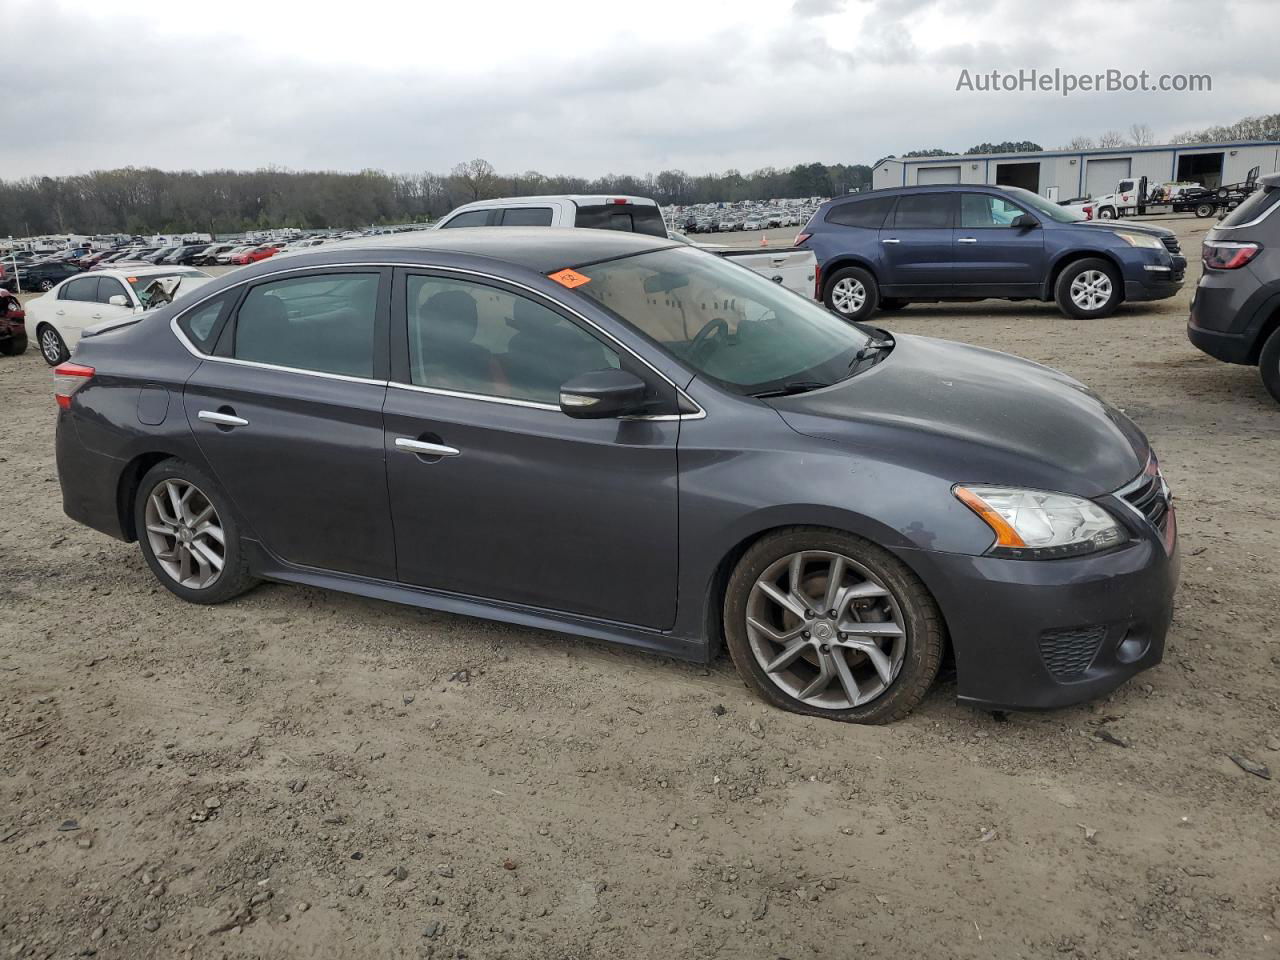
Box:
[52,229,1178,722]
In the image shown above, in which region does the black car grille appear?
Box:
[1161,235,1181,255]
[1039,627,1106,680]
[1122,472,1170,532]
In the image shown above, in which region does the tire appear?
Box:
[823,265,879,322]
[723,527,944,724]
[37,324,69,365]
[134,459,258,605]
[0,334,27,356]
[1054,258,1121,319]
[37,279,54,292]
[878,298,909,312]
[1096,206,1116,220]
[1217,187,1229,199]
[1259,326,1280,405]
[1195,203,1216,219]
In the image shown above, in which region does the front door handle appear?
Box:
[881,238,900,244]
[198,410,249,427]
[56,309,65,316]
[957,237,978,243]
[395,438,460,458]
[91,312,102,319]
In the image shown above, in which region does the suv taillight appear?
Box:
[1202,240,1261,270]
[53,362,94,409]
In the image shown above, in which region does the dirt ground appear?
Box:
[2,216,1278,960]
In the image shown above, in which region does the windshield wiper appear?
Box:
[750,380,833,399]
[849,334,895,368]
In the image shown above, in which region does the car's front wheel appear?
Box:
[37,324,69,365]
[724,528,944,724]
[0,334,26,356]
[823,266,879,322]
[1258,326,1280,405]
[135,460,258,605]
[1054,258,1121,319]
[37,279,54,292]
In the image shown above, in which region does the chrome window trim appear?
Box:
[169,260,706,420]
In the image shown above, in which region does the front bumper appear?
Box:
[1124,258,1185,301]
[898,506,1179,711]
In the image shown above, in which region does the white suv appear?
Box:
[434,195,668,236]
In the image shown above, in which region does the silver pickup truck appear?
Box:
[434,194,818,300]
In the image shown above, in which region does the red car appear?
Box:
[0,290,27,356]
[231,243,281,265]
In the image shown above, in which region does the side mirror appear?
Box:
[1012,213,1039,229]
[107,295,129,307]
[559,368,648,419]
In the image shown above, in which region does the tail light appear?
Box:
[794,232,811,246]
[1202,240,1261,270]
[53,362,94,409]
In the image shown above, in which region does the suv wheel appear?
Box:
[1054,258,1121,319]
[135,460,258,605]
[723,527,944,724]
[823,266,879,321]
[1259,327,1280,405]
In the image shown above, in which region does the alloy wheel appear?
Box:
[39,279,54,291]
[745,550,907,709]
[830,277,866,315]
[1069,270,1113,312]
[40,328,63,364]
[144,479,225,589]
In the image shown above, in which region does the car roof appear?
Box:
[94,266,209,279]
[450,194,658,210]
[299,227,678,272]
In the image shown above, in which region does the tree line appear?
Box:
[0,159,874,237]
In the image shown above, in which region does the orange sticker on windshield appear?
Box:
[548,268,590,289]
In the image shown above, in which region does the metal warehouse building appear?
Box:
[872,140,1280,200]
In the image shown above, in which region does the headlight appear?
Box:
[1113,231,1165,251]
[954,485,1126,560]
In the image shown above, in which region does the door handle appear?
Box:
[957,237,978,243]
[198,410,249,427]
[56,309,65,316]
[91,313,102,319]
[395,438,460,458]
[881,238,900,244]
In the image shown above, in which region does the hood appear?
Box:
[769,334,1148,498]
[1072,219,1175,238]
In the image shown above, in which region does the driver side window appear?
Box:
[961,194,1027,228]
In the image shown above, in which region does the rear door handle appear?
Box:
[881,238,900,244]
[957,237,978,243]
[198,410,249,427]
[395,438,460,458]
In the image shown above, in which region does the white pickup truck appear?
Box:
[435,195,818,299]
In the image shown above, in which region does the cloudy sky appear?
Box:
[4,0,1276,180]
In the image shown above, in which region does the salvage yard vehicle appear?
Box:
[800,184,1186,322]
[231,243,283,265]
[435,195,668,236]
[0,289,26,355]
[53,229,1177,723]
[1187,172,1280,402]
[667,231,816,298]
[3,258,82,293]
[25,266,212,364]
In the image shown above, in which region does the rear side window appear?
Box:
[440,210,493,228]
[1220,186,1279,228]
[574,204,668,237]
[500,207,554,226]
[60,277,99,301]
[892,193,955,228]
[825,195,895,228]
[232,273,379,377]
[178,292,233,352]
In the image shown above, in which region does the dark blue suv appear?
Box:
[799,185,1187,322]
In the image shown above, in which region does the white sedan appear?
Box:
[25,266,213,365]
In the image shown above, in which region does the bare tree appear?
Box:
[449,159,498,203]
[1064,136,1096,150]
[1128,123,1154,146]
[1098,130,1126,148]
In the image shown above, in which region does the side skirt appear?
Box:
[243,540,708,663]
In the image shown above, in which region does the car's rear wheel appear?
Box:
[823,266,879,322]
[1054,258,1121,319]
[0,334,27,356]
[37,324,69,365]
[723,528,944,724]
[135,460,257,605]
[1259,326,1280,405]
[1195,202,1216,218]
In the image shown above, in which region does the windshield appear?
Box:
[1005,187,1085,223]
[574,247,872,394]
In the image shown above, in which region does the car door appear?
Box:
[952,193,1045,294]
[181,268,397,579]
[383,269,680,629]
[91,275,140,320]
[49,275,103,345]
[877,192,957,293]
